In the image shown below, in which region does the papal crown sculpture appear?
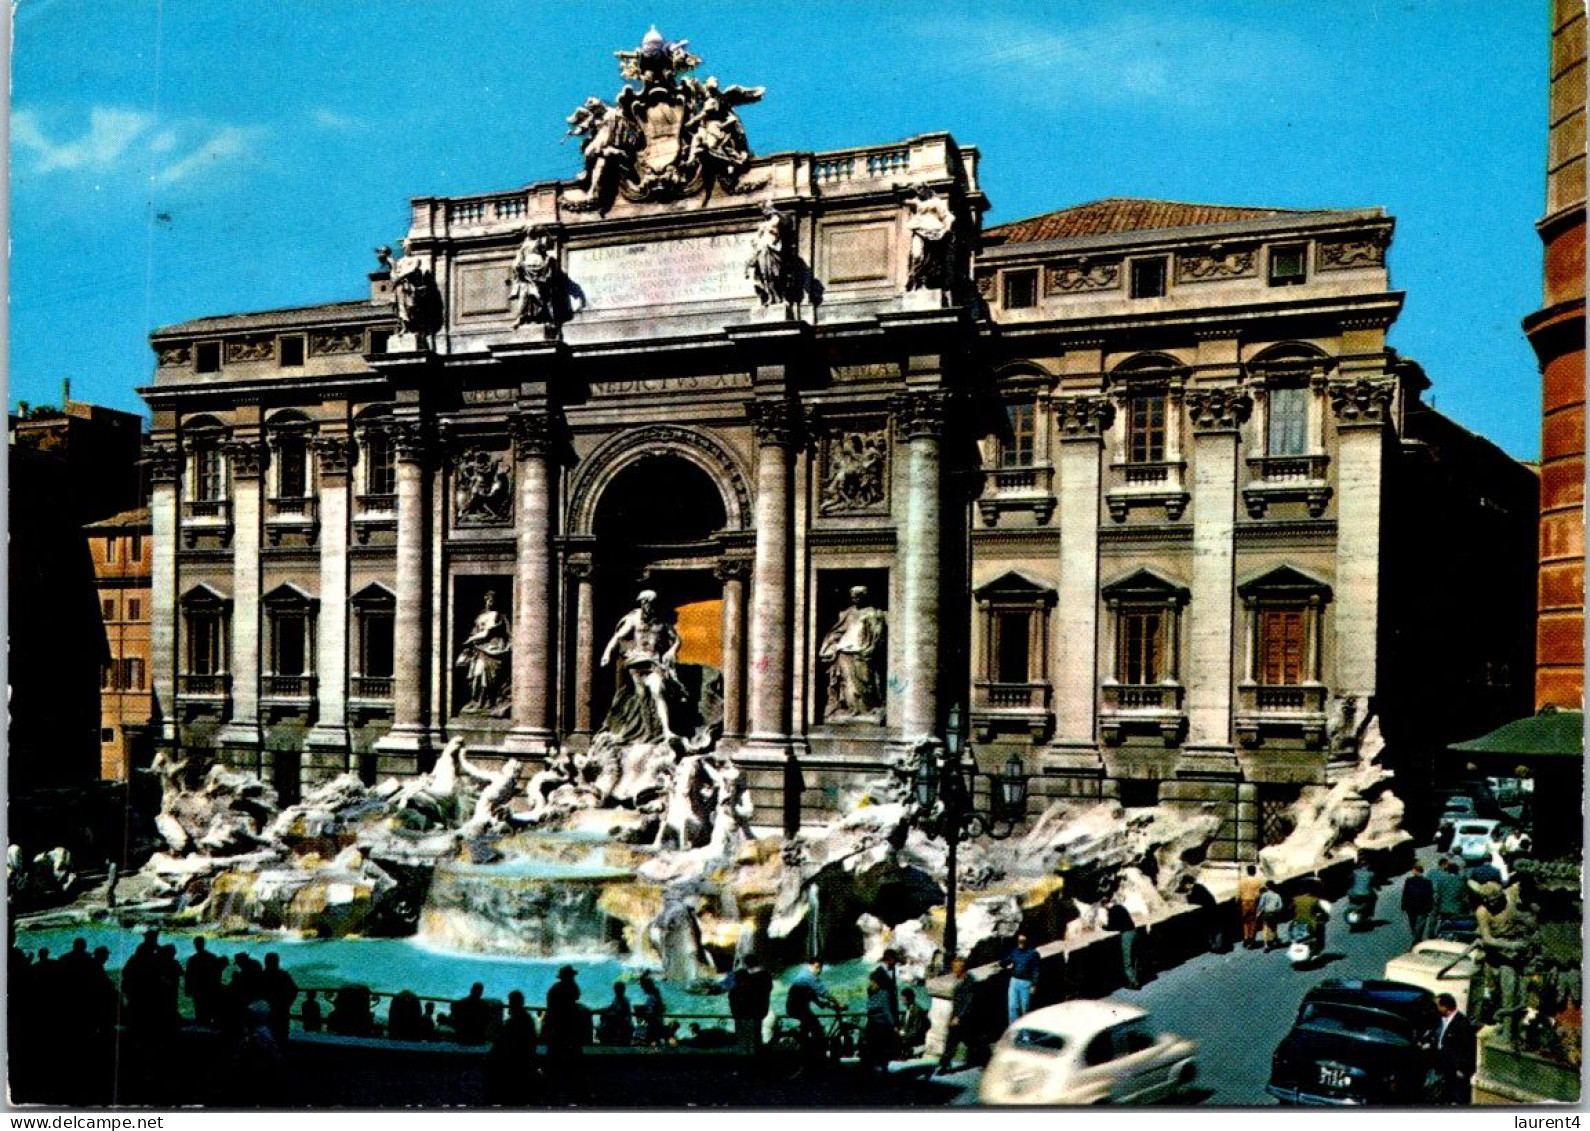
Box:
[566,26,766,212]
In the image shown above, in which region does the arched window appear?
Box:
[351,583,396,701]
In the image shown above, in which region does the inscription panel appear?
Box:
[567,233,756,311]
[588,373,753,397]
[823,223,892,284]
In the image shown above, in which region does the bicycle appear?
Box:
[769,1009,863,1067]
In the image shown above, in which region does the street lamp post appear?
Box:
[914,703,1030,971]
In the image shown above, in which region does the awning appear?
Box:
[1450,708,1584,759]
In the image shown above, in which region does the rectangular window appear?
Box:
[195,342,221,373]
[1002,401,1037,468]
[101,664,114,690]
[368,330,390,355]
[1119,610,1164,684]
[278,335,306,367]
[127,598,142,621]
[126,657,145,690]
[102,598,116,622]
[187,610,224,676]
[1127,394,1167,463]
[105,535,119,562]
[360,611,395,678]
[1268,386,1310,455]
[130,532,143,561]
[101,728,115,743]
[1130,257,1167,299]
[270,614,309,676]
[993,610,1031,683]
[195,445,226,501]
[1259,609,1307,685]
[277,439,309,498]
[365,434,396,496]
[1002,269,1038,310]
[1269,245,1307,287]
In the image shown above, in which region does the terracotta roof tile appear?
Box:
[984,198,1330,245]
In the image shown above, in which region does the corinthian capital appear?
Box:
[1053,395,1116,439]
[391,421,431,463]
[311,436,356,476]
[220,439,268,478]
[146,443,183,483]
[1327,377,1396,426]
[891,390,948,442]
[1185,387,1253,432]
[511,411,556,460]
[749,398,801,448]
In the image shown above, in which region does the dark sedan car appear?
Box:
[1266,979,1444,1105]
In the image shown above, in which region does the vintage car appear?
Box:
[1384,939,1481,1014]
[1451,818,1504,864]
[1267,979,1443,1105]
[979,1000,1198,1105]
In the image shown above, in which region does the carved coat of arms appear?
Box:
[565,27,766,213]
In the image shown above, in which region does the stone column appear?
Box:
[566,555,596,736]
[1048,395,1115,761]
[377,421,431,769]
[305,436,354,771]
[892,390,947,739]
[507,411,557,751]
[1328,378,1394,701]
[716,557,751,740]
[217,438,265,760]
[148,444,182,748]
[744,400,798,749]
[1182,388,1252,761]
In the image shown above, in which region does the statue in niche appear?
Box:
[820,429,886,513]
[746,203,793,309]
[903,183,957,294]
[507,227,569,329]
[599,589,687,744]
[378,242,443,348]
[453,449,512,525]
[819,586,887,723]
[455,590,512,716]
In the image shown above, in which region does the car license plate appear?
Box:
[1318,1064,1352,1090]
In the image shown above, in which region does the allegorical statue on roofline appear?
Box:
[565,27,766,214]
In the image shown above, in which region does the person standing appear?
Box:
[486,989,538,1104]
[860,969,898,1070]
[872,948,902,1020]
[1435,992,1477,1104]
[1402,863,1436,941]
[260,954,297,1043]
[936,958,978,1075]
[1256,883,1286,951]
[1431,858,1471,936]
[898,987,930,1057]
[184,936,225,1026]
[1237,865,1265,949]
[726,954,773,1058]
[1000,934,1041,1023]
[543,966,587,1069]
[1184,878,1229,953]
[1104,896,1142,989]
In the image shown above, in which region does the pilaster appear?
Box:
[1181,387,1251,770]
[1328,377,1394,700]
[1047,395,1114,769]
[217,438,266,752]
[148,443,182,747]
[506,410,558,752]
[305,436,355,769]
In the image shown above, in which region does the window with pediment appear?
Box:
[971,572,1056,739]
[1236,565,1332,744]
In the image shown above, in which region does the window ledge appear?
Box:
[978,465,1056,526]
[1235,682,1328,747]
[1243,454,1332,518]
[1099,682,1186,746]
[970,681,1053,740]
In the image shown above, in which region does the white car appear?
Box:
[1451,819,1503,863]
[1384,939,1481,1013]
[979,1000,1198,1105]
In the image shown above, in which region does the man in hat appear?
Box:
[544,965,586,1068]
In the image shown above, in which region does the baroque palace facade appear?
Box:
[140,33,1534,856]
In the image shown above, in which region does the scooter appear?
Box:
[1286,924,1325,968]
[1343,890,1376,932]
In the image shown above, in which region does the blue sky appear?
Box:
[9,1,1549,459]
